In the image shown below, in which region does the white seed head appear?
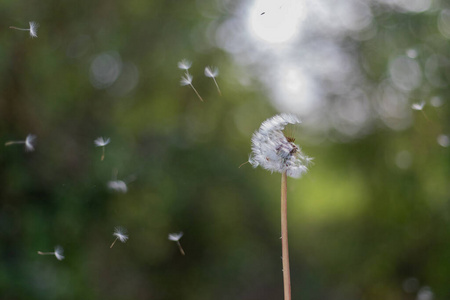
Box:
[25,134,36,152]
[204,66,219,78]
[411,101,425,111]
[54,246,65,260]
[29,22,39,38]
[249,114,312,178]
[180,73,193,86]
[94,137,110,147]
[113,226,129,243]
[107,180,128,193]
[168,232,183,241]
[178,59,192,70]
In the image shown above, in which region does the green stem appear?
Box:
[281,171,291,300]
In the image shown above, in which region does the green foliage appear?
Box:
[1,0,450,299]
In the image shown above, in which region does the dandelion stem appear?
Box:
[101,147,105,161]
[177,241,185,256]
[5,141,25,146]
[9,26,29,31]
[212,77,221,95]
[189,84,204,102]
[110,237,118,248]
[37,251,54,255]
[281,171,291,300]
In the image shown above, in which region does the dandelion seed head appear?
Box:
[113,226,129,243]
[107,180,128,193]
[204,66,219,78]
[178,59,192,70]
[29,22,39,38]
[54,246,64,260]
[25,134,36,152]
[412,101,425,111]
[168,232,183,241]
[94,137,110,147]
[180,73,193,86]
[249,113,312,178]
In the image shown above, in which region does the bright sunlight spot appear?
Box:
[247,0,306,44]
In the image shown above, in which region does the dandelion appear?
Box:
[94,137,110,161]
[38,246,64,260]
[248,114,312,178]
[110,226,129,248]
[204,66,221,95]
[9,21,39,38]
[5,134,36,152]
[178,59,192,73]
[180,72,204,102]
[247,113,313,300]
[168,232,185,255]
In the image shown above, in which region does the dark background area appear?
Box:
[1,0,449,299]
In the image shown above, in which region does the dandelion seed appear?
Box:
[107,169,132,193]
[110,226,129,248]
[5,134,36,152]
[411,102,425,111]
[180,72,204,102]
[411,101,431,121]
[107,180,128,193]
[168,232,185,255]
[246,113,313,300]
[178,59,192,72]
[204,66,221,95]
[168,232,183,241]
[24,134,36,152]
[180,72,193,86]
[94,137,110,161]
[9,21,39,38]
[38,246,64,260]
[94,137,110,147]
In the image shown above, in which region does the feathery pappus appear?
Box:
[248,114,312,178]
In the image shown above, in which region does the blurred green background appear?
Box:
[1,0,450,299]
